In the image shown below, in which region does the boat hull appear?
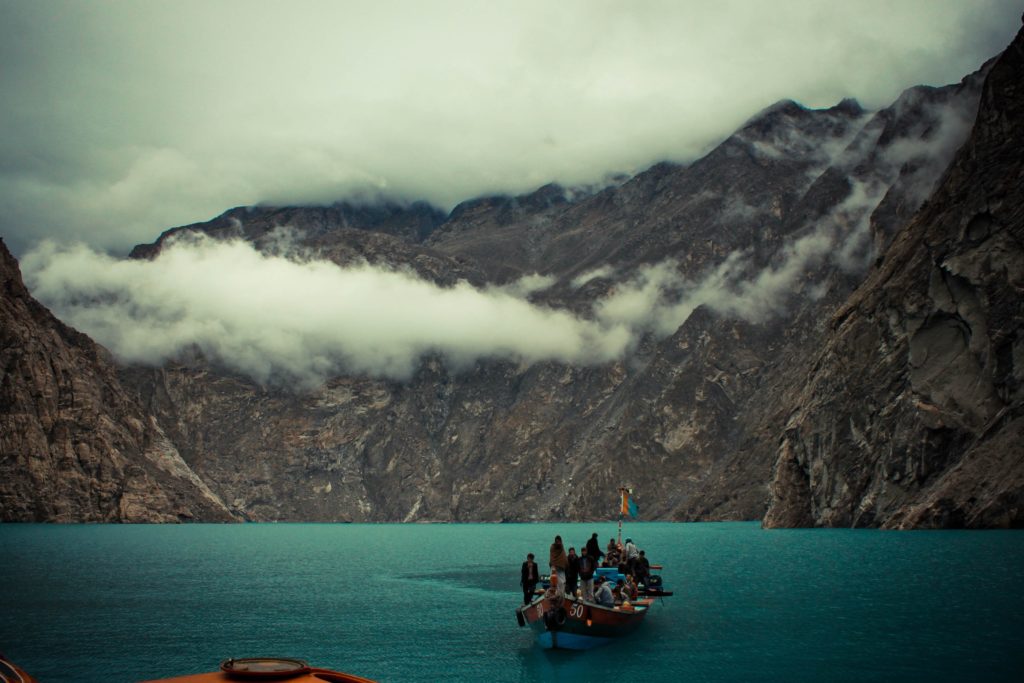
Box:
[0,656,37,683]
[518,595,650,650]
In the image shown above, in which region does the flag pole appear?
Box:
[617,486,626,546]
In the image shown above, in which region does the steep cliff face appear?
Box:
[119,308,787,522]
[764,24,1024,528]
[0,239,236,522]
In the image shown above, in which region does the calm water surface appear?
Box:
[1,522,1022,682]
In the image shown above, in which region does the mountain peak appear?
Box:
[830,97,864,116]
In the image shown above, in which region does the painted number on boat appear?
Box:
[569,603,584,618]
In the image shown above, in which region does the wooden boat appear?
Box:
[517,593,654,650]
[0,655,376,683]
[515,486,669,650]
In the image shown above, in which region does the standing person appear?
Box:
[549,535,568,597]
[565,547,580,597]
[520,553,540,605]
[634,550,651,587]
[623,537,639,575]
[578,547,596,602]
[585,533,604,566]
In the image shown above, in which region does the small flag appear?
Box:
[620,489,639,518]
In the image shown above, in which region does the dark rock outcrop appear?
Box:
[764,22,1024,528]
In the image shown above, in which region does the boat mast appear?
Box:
[617,486,627,546]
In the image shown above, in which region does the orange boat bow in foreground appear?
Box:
[1,655,376,683]
[0,656,36,683]
[144,671,375,683]
[141,658,378,683]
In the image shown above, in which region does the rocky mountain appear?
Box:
[3,22,1021,526]
[130,200,449,258]
[0,239,235,522]
[764,21,1024,529]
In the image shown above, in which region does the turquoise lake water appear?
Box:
[1,522,1022,682]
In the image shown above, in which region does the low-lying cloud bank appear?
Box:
[18,213,864,388]
[23,236,632,386]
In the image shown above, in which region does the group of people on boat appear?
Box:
[519,533,652,608]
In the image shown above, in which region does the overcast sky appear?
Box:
[1,1,1021,256]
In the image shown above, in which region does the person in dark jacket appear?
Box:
[578,547,596,602]
[585,533,604,565]
[520,553,540,605]
[565,547,580,597]
[634,549,651,586]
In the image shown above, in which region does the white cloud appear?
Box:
[881,91,980,205]
[21,236,632,386]
[571,265,617,289]
[595,234,834,338]
[594,82,981,334]
[489,273,557,299]
[16,218,859,388]
[24,230,832,388]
